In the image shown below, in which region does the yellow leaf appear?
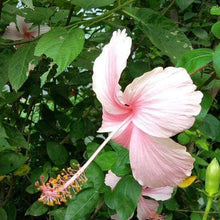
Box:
[14,164,31,176]
[178,176,197,188]
[0,175,5,182]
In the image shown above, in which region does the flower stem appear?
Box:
[202,197,213,220]
[64,119,130,188]
[68,0,135,29]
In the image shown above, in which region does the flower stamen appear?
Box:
[36,163,88,206]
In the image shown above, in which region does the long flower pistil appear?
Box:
[36,118,130,206]
[35,163,88,206]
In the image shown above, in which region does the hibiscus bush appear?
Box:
[0,0,219,219]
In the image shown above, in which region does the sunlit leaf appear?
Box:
[178,176,197,188]
[35,28,84,76]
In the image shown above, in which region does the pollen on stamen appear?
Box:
[36,163,88,206]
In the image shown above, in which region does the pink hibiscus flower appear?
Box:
[2,15,50,41]
[93,29,203,188]
[105,170,173,220]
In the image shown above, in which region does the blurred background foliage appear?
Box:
[0,0,219,219]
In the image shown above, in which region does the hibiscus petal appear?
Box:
[16,15,32,34]
[2,22,24,40]
[111,214,121,220]
[39,25,51,35]
[30,25,51,37]
[111,121,133,149]
[129,126,194,188]
[92,29,132,115]
[98,108,131,134]
[105,170,121,190]
[142,186,173,201]
[123,67,203,138]
[137,196,159,220]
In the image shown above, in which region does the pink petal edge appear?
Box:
[129,126,195,188]
[2,22,24,40]
[142,186,173,201]
[123,66,203,138]
[92,29,132,116]
[104,170,121,190]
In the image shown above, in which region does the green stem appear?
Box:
[203,197,213,220]
[68,0,135,29]
[162,0,175,16]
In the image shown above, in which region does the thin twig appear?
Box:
[91,201,105,219]
[177,209,219,214]
[0,176,16,207]
[162,0,175,16]
[190,64,210,76]
[0,0,4,21]
[59,134,70,145]
[68,0,135,29]
[0,36,39,46]
[65,5,74,26]
[198,72,217,89]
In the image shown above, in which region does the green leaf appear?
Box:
[210,6,220,15]
[176,48,213,73]
[114,175,141,220]
[95,151,117,171]
[73,50,100,70]
[21,0,34,9]
[165,197,179,211]
[211,21,220,39]
[213,44,220,77]
[0,71,8,95]
[72,0,115,9]
[0,152,27,175]
[35,28,84,75]
[70,120,85,141]
[86,142,100,158]
[195,139,209,151]
[26,184,38,194]
[65,188,99,220]
[0,208,7,220]
[176,0,194,10]
[49,208,66,220]
[104,187,115,209]
[4,125,28,149]
[46,142,68,166]
[199,114,220,142]
[8,43,39,91]
[193,154,209,166]
[5,203,16,220]
[111,143,130,176]
[190,213,203,220]
[177,132,191,145]
[25,201,48,216]
[124,7,192,64]
[85,162,104,190]
[192,28,208,39]
[196,92,212,123]
[0,123,7,138]
[24,7,54,24]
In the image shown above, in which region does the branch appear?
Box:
[67,0,135,29]
[65,5,74,26]
[198,72,217,89]
[0,176,16,207]
[189,64,210,76]
[59,134,70,145]
[0,36,39,46]
[162,0,175,16]
[0,0,4,22]
[91,201,105,219]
